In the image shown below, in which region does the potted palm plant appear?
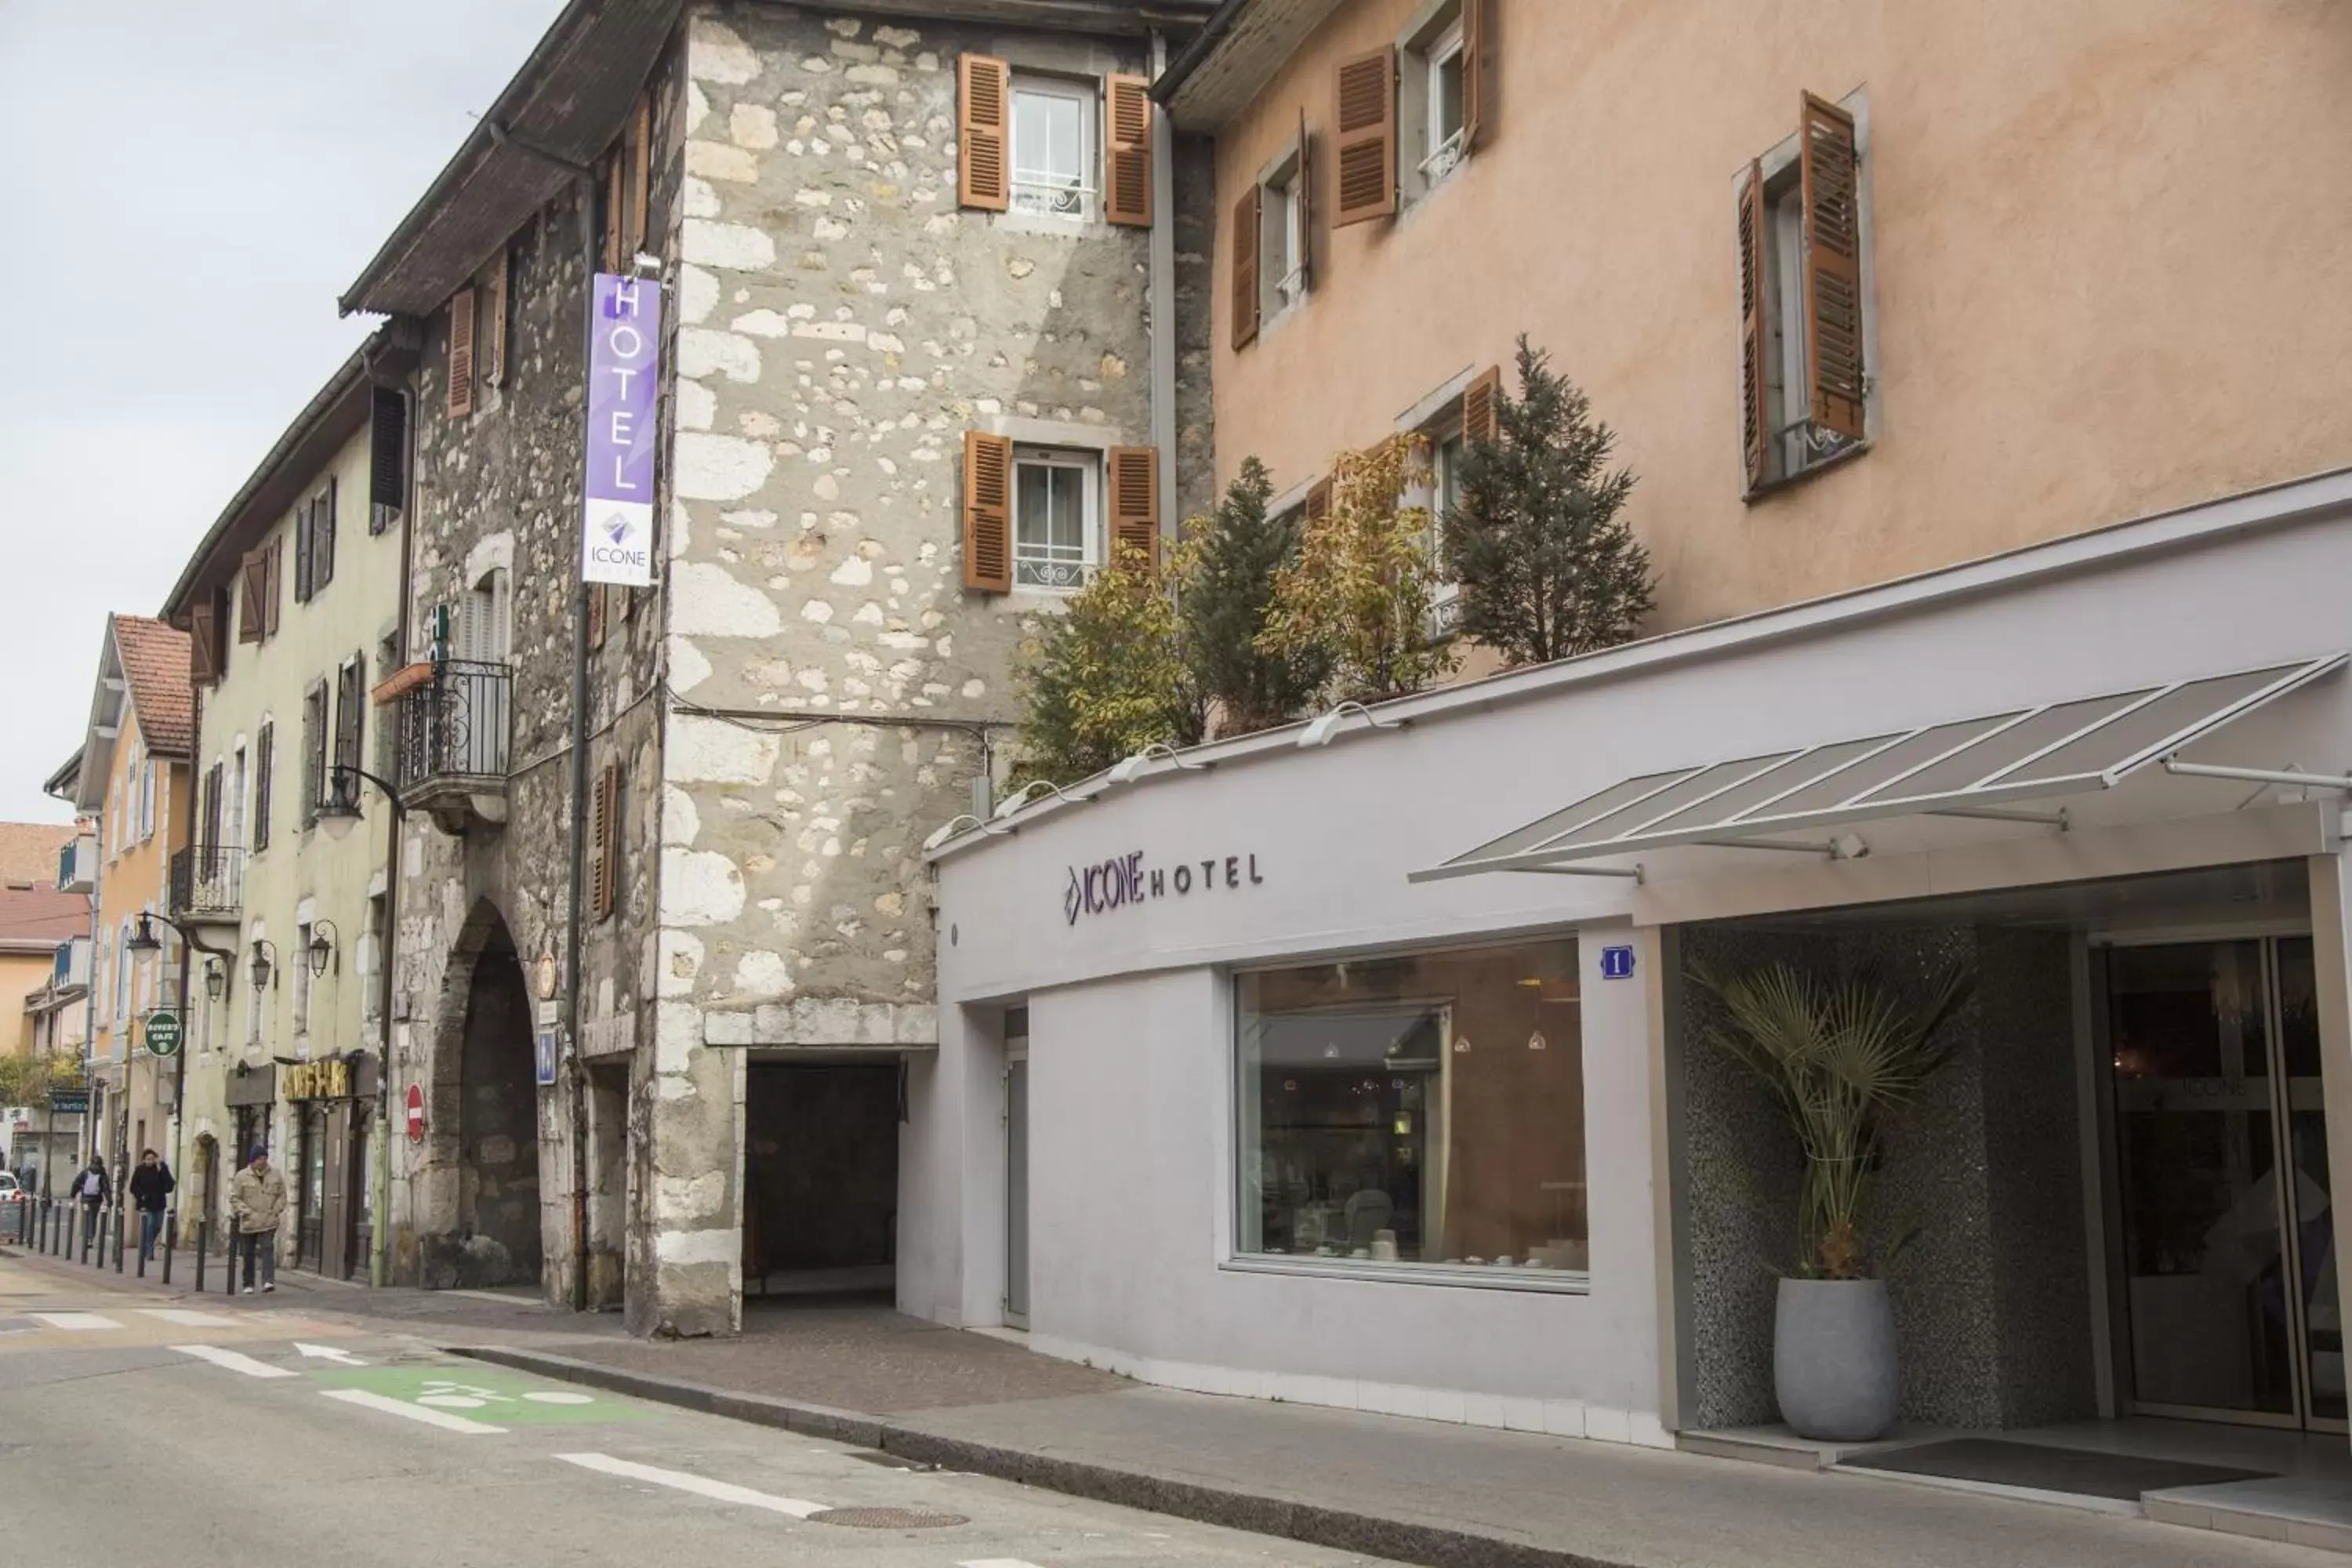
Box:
[1696,959,1970,1441]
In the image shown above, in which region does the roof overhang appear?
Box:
[1154,0,1343,130]
[1413,655,2348,884]
[158,348,377,622]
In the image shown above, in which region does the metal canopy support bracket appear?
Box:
[1928,805,2070,828]
[1507,864,1645,882]
[2162,757,2352,793]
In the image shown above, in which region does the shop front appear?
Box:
[281,1053,378,1281]
[915,468,2352,1497]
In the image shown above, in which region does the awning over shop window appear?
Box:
[1412,655,2344,884]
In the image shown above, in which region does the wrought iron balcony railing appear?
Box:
[168,844,245,921]
[392,659,514,815]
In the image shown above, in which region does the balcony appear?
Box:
[169,844,245,923]
[392,659,513,833]
[56,833,96,895]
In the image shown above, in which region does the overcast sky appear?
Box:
[0,0,568,822]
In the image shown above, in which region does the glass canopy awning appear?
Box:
[1411,655,2345,884]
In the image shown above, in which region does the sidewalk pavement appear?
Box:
[4,1244,2331,1567]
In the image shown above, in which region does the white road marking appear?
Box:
[322,1388,507,1434]
[294,1341,366,1366]
[172,1345,299,1379]
[555,1452,826,1518]
[142,1308,234,1328]
[523,1391,593,1405]
[30,1312,119,1331]
[960,1560,1050,1568]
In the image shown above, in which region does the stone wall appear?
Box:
[1673,921,2096,1431]
[633,3,1156,1334]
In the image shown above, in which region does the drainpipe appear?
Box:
[1148,29,1177,537]
[372,364,417,1291]
[566,173,597,1315]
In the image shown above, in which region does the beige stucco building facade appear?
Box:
[1189,0,2352,631]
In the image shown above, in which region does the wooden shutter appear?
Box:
[586,583,608,650]
[190,603,220,683]
[1305,475,1333,525]
[253,724,274,852]
[588,762,619,922]
[484,250,510,389]
[368,387,407,526]
[292,499,314,604]
[315,478,337,593]
[1799,93,1864,442]
[237,550,267,644]
[1461,365,1502,445]
[1295,107,1313,294]
[628,93,652,255]
[1109,447,1160,569]
[1737,159,1769,490]
[1461,0,1491,151]
[958,54,1011,212]
[445,289,476,418]
[1105,74,1152,227]
[1333,46,1396,227]
[266,537,283,636]
[1230,185,1261,351]
[961,430,1014,592]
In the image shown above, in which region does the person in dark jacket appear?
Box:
[129,1149,175,1263]
[71,1157,108,1244]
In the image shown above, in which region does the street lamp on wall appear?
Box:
[307,921,339,978]
[250,939,278,993]
[204,960,226,1003]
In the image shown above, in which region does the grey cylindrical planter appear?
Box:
[1774,1277,1898,1441]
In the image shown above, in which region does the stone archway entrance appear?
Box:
[424,902,543,1289]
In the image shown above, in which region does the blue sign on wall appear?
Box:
[1600,945,1637,981]
[535,1029,561,1087]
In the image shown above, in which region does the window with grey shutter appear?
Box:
[369,387,407,535]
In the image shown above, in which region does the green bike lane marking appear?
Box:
[308,1363,657,1425]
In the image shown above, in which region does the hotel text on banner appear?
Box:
[581,274,663,586]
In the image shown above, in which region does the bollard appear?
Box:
[161,1215,173,1286]
[114,1205,125,1273]
[78,1203,89,1264]
[193,1220,206,1294]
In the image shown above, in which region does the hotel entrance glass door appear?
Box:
[2107,936,2343,1428]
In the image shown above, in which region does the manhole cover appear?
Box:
[809,1507,967,1530]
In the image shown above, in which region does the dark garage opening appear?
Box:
[744,1062,899,1299]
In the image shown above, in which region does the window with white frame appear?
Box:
[1011,446,1100,590]
[292,920,311,1038]
[1396,0,1479,209]
[1010,77,1094,222]
[1421,426,1466,635]
[1260,149,1306,317]
[1422,16,1467,182]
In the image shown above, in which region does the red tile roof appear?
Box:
[114,615,194,757]
[0,822,72,887]
[0,883,86,949]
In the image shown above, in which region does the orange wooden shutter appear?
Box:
[265,538,283,636]
[1333,46,1396,227]
[1295,107,1313,293]
[445,289,476,418]
[586,582,608,650]
[628,93,652,254]
[961,430,1014,592]
[1737,159,1769,489]
[1105,74,1152,227]
[589,762,619,921]
[1799,93,1864,442]
[189,604,220,682]
[1305,475,1333,524]
[484,250,510,389]
[238,550,268,644]
[1461,0,1491,151]
[1109,447,1160,569]
[604,152,626,271]
[1231,185,1261,350]
[1462,365,1501,445]
[959,55,1011,211]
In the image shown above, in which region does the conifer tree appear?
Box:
[1179,458,1328,736]
[1443,337,1656,666]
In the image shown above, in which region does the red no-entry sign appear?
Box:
[405,1083,426,1144]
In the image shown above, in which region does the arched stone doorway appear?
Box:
[423,900,543,1289]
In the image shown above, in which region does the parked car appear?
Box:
[0,1171,27,1236]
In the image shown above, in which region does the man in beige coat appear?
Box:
[228,1147,288,1294]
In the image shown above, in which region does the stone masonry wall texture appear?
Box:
[639,4,1153,1332]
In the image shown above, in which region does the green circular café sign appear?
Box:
[143,1009,183,1058]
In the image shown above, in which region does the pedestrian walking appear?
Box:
[228,1147,285,1294]
[129,1149,176,1265]
[71,1157,108,1245]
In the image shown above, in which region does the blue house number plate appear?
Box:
[1600,945,1636,981]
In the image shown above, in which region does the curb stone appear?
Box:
[449,1343,1633,1568]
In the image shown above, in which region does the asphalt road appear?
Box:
[0,1256,1381,1568]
